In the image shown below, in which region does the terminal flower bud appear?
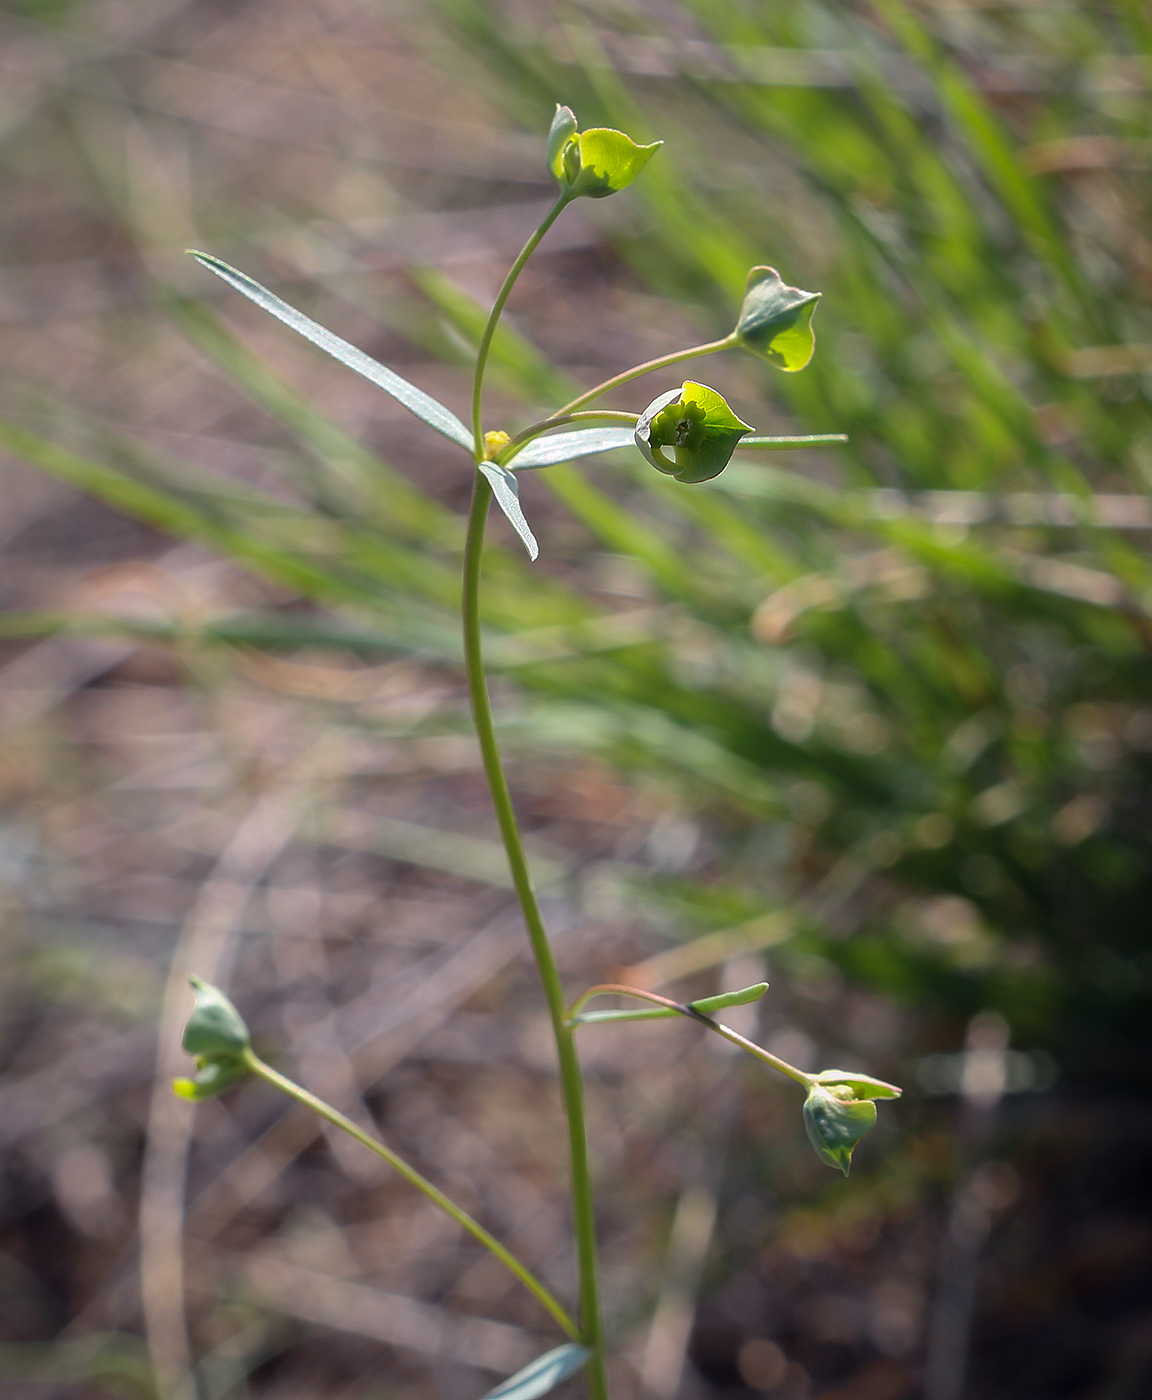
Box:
[734,266,821,371]
[548,104,661,199]
[172,975,251,1101]
[635,381,752,483]
[802,1082,878,1175]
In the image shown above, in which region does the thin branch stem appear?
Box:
[568,984,814,1089]
[242,1049,579,1342]
[471,193,572,457]
[551,334,739,420]
[463,473,608,1400]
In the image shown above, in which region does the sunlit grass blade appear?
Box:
[187,251,474,451]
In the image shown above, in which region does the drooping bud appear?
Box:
[172,975,251,1101]
[635,381,753,483]
[547,104,661,199]
[734,266,821,371]
[802,1083,879,1176]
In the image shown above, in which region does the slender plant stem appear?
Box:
[471,193,572,456]
[462,473,608,1400]
[242,1048,579,1341]
[568,984,814,1088]
[551,334,739,421]
[497,410,638,466]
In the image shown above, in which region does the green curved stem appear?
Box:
[568,984,813,1088]
[551,333,739,421]
[242,1049,579,1341]
[497,411,638,467]
[471,193,572,457]
[463,473,607,1400]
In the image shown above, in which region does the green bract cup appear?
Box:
[548,104,662,199]
[734,266,821,372]
[635,381,753,483]
[803,1083,879,1175]
[172,975,252,1101]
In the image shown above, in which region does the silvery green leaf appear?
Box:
[480,1344,590,1400]
[478,461,539,560]
[512,427,636,470]
[188,251,473,451]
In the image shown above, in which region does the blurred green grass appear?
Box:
[9,0,1148,1067]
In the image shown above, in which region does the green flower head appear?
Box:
[548,104,661,199]
[734,266,821,372]
[172,975,251,1101]
[802,1083,879,1176]
[635,381,753,483]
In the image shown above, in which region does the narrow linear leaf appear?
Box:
[512,427,636,470]
[479,461,539,560]
[479,1344,590,1400]
[688,982,769,1014]
[188,251,473,451]
[574,1007,677,1024]
[736,435,848,450]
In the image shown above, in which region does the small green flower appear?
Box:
[172,975,251,1101]
[548,104,661,199]
[734,266,821,371]
[802,1083,879,1176]
[635,381,753,483]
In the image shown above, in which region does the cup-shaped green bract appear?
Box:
[812,1068,902,1101]
[548,104,661,199]
[635,381,753,483]
[803,1084,878,1176]
[173,975,251,1101]
[182,974,250,1058]
[734,266,821,372]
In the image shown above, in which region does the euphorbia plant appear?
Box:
[178,105,899,1400]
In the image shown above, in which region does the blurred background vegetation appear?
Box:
[0,1,1149,1398]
